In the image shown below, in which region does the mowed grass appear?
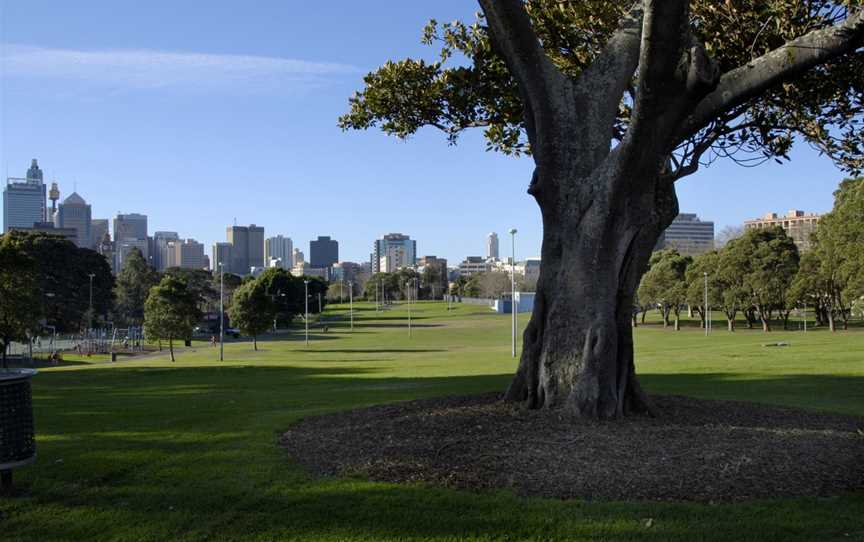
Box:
[2,302,863,541]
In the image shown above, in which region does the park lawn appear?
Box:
[2,301,862,541]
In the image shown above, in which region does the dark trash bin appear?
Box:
[0,369,37,491]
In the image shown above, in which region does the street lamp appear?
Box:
[348,281,354,331]
[219,263,224,361]
[88,273,96,331]
[304,280,310,346]
[509,228,518,358]
[703,272,709,336]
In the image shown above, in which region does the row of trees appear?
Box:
[638,178,864,332]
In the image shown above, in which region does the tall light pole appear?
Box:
[88,273,95,331]
[348,281,354,331]
[219,263,224,361]
[703,272,708,336]
[509,228,518,358]
[408,278,412,338]
[304,280,310,346]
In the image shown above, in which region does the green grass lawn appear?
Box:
[3,302,863,541]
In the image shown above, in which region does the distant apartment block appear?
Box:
[656,213,715,256]
[310,236,339,269]
[459,256,493,276]
[744,210,820,251]
[212,242,234,275]
[372,233,416,273]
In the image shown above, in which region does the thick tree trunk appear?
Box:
[727,318,735,332]
[641,310,647,325]
[828,310,836,332]
[253,335,258,351]
[504,165,678,419]
[673,312,680,331]
[169,337,175,362]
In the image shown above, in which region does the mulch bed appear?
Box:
[280,393,864,502]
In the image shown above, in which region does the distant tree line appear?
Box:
[637,178,864,332]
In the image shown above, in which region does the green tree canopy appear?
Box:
[228,279,275,351]
[116,248,159,327]
[8,231,114,332]
[144,275,201,362]
[0,234,42,368]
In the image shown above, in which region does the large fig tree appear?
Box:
[340,1,864,418]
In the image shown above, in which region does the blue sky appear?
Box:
[0,1,849,264]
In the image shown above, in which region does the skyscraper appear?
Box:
[3,159,46,232]
[168,239,206,270]
[372,233,416,273]
[212,242,234,275]
[310,236,339,268]
[225,224,265,275]
[265,235,293,270]
[152,231,180,271]
[91,219,109,250]
[54,192,92,248]
[114,213,148,243]
[486,232,499,260]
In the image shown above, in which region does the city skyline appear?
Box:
[0,1,851,264]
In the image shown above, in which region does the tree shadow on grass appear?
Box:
[5,367,864,541]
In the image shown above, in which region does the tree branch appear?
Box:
[629,0,691,139]
[576,3,643,155]
[477,0,570,157]
[681,8,864,141]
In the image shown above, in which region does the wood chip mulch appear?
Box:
[280,393,864,502]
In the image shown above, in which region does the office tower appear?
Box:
[371,233,416,273]
[225,224,264,275]
[114,213,148,243]
[212,242,234,275]
[744,210,820,252]
[53,192,92,248]
[265,235,293,270]
[310,235,339,269]
[91,219,109,250]
[170,239,206,270]
[115,239,149,273]
[656,213,715,256]
[331,261,361,282]
[248,225,264,269]
[293,248,304,266]
[152,231,180,271]
[3,159,46,232]
[486,232,499,260]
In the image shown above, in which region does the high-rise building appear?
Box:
[744,210,820,252]
[53,192,92,248]
[486,232,499,260]
[293,248,304,266]
[48,182,60,221]
[310,235,339,269]
[91,219,109,250]
[152,231,180,271]
[212,242,234,275]
[224,224,264,275]
[114,213,148,243]
[372,233,416,273]
[3,159,46,232]
[656,213,715,256]
[169,239,206,270]
[115,239,149,273]
[265,235,293,270]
